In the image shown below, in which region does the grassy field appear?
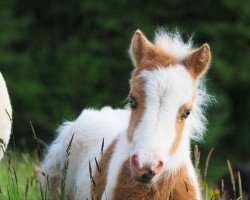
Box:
[0,148,243,200]
[0,152,40,199]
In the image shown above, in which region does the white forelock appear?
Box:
[154,28,194,61]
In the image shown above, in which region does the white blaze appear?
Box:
[131,66,194,170]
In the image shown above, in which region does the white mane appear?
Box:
[191,77,213,141]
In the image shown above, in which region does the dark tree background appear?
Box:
[0,0,249,180]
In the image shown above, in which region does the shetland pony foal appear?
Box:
[39,29,211,200]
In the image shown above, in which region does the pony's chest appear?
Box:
[111,161,172,200]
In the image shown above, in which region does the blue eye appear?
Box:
[182,110,191,119]
[129,97,137,109]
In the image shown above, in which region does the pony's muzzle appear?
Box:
[130,155,164,184]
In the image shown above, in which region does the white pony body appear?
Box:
[0,72,12,160]
[39,107,131,198]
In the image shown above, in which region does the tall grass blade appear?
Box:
[101,138,104,155]
[95,157,101,173]
[226,160,236,200]
[24,178,29,200]
[238,171,243,200]
[194,145,200,172]
[60,133,74,200]
[30,121,48,157]
[204,147,214,179]
[5,108,12,122]
[221,179,224,199]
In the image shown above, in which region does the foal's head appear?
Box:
[126,29,211,184]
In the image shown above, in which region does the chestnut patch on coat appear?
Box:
[113,160,197,200]
[127,76,145,142]
[92,139,118,199]
[130,30,176,72]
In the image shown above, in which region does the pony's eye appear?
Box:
[181,110,191,119]
[129,97,137,109]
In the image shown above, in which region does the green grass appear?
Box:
[0,152,40,200]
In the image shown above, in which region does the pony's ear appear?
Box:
[129,29,155,67]
[185,43,211,79]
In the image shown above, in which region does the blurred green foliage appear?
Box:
[0,0,249,164]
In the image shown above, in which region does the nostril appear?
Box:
[152,160,164,174]
[148,170,156,178]
[158,160,164,169]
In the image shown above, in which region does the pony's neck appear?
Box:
[112,160,197,200]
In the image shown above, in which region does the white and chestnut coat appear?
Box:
[0,72,12,160]
[39,29,211,200]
